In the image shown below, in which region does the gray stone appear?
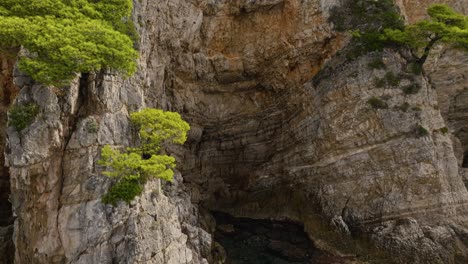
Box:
[2,0,468,264]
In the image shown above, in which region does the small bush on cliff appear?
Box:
[374,72,401,88]
[367,97,388,109]
[440,127,449,134]
[86,119,99,133]
[98,108,190,206]
[9,103,39,132]
[102,178,143,205]
[402,83,421,95]
[416,125,430,137]
[0,0,138,86]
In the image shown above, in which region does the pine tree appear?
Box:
[98,109,190,205]
[384,4,467,64]
[0,0,138,86]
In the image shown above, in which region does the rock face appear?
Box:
[0,51,19,264]
[1,0,468,264]
[5,72,211,263]
[397,0,467,23]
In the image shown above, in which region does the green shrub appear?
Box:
[368,57,386,69]
[0,0,138,86]
[86,119,99,133]
[368,97,388,109]
[98,108,190,205]
[385,72,400,86]
[417,125,429,137]
[102,178,143,206]
[402,83,421,94]
[129,108,190,156]
[440,127,449,134]
[9,103,39,132]
[374,72,401,88]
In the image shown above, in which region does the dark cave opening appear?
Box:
[462,151,468,168]
[0,165,13,264]
[212,212,344,264]
[0,59,14,228]
[0,168,12,227]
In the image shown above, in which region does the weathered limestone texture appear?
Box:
[2,0,468,263]
[6,70,210,263]
[397,0,467,23]
[0,51,19,264]
[3,0,343,262]
[398,0,468,167]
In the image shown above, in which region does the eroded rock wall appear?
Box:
[397,0,467,23]
[398,0,468,192]
[6,72,210,263]
[0,51,19,264]
[186,49,468,263]
[3,0,468,263]
[4,0,344,262]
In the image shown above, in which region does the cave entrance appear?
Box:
[213,212,345,264]
[462,151,468,168]
[0,168,12,226]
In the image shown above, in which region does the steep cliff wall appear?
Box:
[6,71,210,263]
[2,0,468,264]
[0,51,19,264]
[397,0,468,194]
[397,0,467,23]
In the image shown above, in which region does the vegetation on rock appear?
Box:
[331,1,467,65]
[329,0,404,58]
[374,71,401,88]
[402,83,421,95]
[8,103,39,132]
[85,119,99,133]
[384,4,467,64]
[129,108,190,157]
[416,125,430,137]
[440,127,449,134]
[98,108,190,206]
[367,97,388,109]
[0,0,138,86]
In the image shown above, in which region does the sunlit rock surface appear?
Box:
[0,0,467,263]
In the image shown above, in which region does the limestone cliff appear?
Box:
[0,51,18,264]
[1,0,468,263]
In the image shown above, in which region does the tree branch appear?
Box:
[416,35,442,64]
